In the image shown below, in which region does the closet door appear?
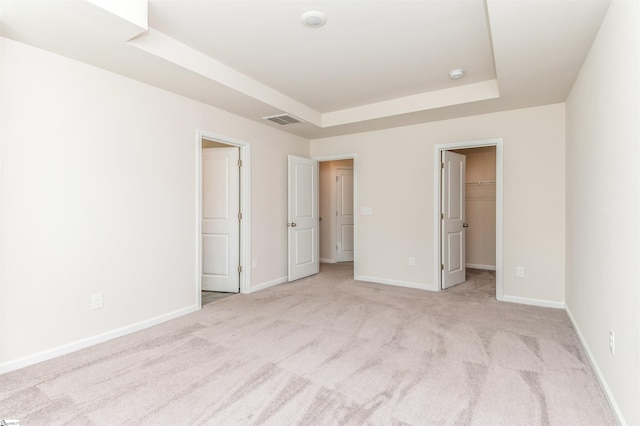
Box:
[335,168,354,262]
[442,151,466,289]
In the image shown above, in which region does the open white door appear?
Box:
[335,168,354,262]
[202,147,240,292]
[442,150,466,289]
[288,155,319,281]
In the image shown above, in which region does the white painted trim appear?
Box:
[466,263,496,271]
[313,154,358,277]
[565,307,628,426]
[312,153,359,163]
[495,142,504,301]
[320,258,337,264]
[434,139,503,301]
[0,44,4,370]
[195,136,203,308]
[196,130,252,298]
[355,275,438,292]
[0,305,199,374]
[249,276,288,293]
[500,295,564,309]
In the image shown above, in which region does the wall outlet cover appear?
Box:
[91,293,104,310]
[609,329,615,355]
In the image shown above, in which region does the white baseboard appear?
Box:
[500,294,565,309]
[249,276,287,293]
[565,307,627,426]
[355,275,438,292]
[466,263,496,271]
[0,304,199,375]
[320,258,336,264]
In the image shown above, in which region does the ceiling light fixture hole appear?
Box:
[449,69,465,80]
[301,11,327,28]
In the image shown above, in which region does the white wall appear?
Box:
[565,1,640,424]
[310,103,565,303]
[0,37,308,368]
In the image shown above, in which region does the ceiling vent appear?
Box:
[263,114,305,126]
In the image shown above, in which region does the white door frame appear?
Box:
[196,129,251,307]
[314,154,358,273]
[434,138,503,300]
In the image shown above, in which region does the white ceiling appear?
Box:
[0,0,610,139]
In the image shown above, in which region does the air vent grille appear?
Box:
[263,114,305,126]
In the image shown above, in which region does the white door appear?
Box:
[335,168,354,262]
[442,150,466,289]
[202,147,240,292]
[288,155,320,281]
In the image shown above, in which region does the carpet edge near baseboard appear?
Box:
[565,306,628,426]
[0,304,199,375]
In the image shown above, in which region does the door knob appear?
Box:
[463,223,469,228]
[291,223,297,227]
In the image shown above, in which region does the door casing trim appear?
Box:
[434,138,503,300]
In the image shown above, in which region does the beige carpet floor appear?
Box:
[202,290,236,306]
[0,264,616,425]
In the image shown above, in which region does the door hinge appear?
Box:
[238,159,242,167]
[336,211,338,216]
[238,265,243,273]
[441,213,444,220]
[441,162,445,169]
[441,264,444,271]
[238,212,243,220]
[336,176,340,182]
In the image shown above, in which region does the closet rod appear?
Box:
[465,180,496,185]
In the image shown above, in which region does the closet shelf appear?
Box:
[465,181,496,185]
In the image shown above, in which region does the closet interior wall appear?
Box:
[454,147,496,270]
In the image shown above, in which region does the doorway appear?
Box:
[319,159,354,264]
[316,155,357,276]
[434,139,503,299]
[196,130,251,307]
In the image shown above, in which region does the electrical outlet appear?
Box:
[408,256,415,266]
[91,293,104,310]
[516,266,525,278]
[609,329,615,355]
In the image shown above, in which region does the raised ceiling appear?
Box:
[0,0,610,139]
